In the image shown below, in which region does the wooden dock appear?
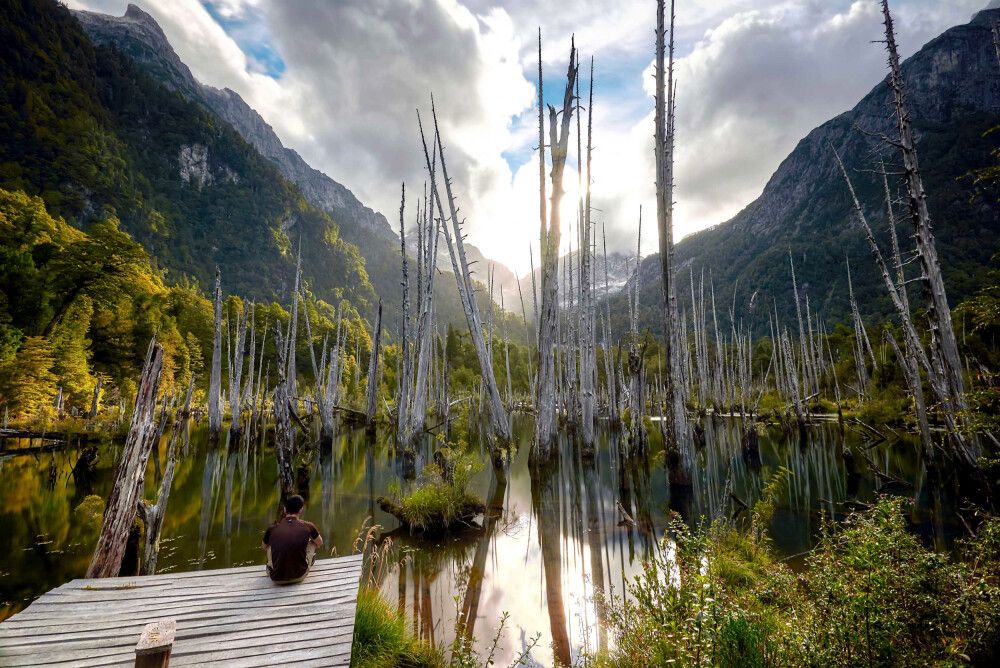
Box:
[0,554,364,667]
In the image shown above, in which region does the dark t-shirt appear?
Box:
[263,516,319,582]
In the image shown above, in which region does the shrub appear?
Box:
[593,483,1000,667]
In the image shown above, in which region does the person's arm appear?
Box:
[309,524,324,548]
[262,526,271,549]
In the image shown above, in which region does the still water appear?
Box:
[0,417,949,665]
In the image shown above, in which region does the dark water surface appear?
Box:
[0,417,952,665]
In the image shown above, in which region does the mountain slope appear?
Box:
[73,4,519,318]
[628,5,1000,336]
[0,0,376,313]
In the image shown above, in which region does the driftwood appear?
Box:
[87,336,164,578]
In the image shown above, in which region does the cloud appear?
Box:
[62,0,987,274]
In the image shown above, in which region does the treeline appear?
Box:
[0,188,378,423]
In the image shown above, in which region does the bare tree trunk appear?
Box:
[139,375,193,575]
[406,152,441,444]
[208,269,223,436]
[272,322,295,497]
[534,36,578,459]
[366,300,383,427]
[286,248,302,403]
[833,144,976,467]
[601,224,620,427]
[881,0,969,437]
[423,105,512,448]
[397,184,412,441]
[89,375,102,419]
[87,337,164,578]
[227,300,249,434]
[655,0,690,483]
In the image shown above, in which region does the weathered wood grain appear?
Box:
[0,555,363,668]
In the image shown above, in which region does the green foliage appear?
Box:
[49,296,95,405]
[386,452,484,534]
[0,335,57,418]
[351,587,444,668]
[0,0,374,316]
[594,496,1000,667]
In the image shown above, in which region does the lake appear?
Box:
[0,416,954,665]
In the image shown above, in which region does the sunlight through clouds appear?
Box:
[63,0,989,274]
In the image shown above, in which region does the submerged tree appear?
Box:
[654,0,691,484]
[534,33,579,460]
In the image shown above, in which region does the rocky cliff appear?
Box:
[625,3,1000,334]
[75,4,395,244]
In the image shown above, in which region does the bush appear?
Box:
[593,482,1000,667]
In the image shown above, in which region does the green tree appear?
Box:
[0,336,57,418]
[50,295,95,408]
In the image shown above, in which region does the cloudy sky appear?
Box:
[66,0,989,274]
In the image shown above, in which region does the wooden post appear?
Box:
[134,619,176,668]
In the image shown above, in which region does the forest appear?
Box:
[1,0,1000,666]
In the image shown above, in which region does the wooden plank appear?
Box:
[37,570,361,603]
[0,555,362,668]
[3,602,355,639]
[0,603,354,642]
[58,555,362,588]
[24,575,360,610]
[172,641,353,667]
[0,617,355,664]
[9,587,358,622]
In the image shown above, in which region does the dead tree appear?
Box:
[227,300,250,433]
[208,269,223,435]
[578,58,597,449]
[845,258,872,398]
[396,183,412,441]
[286,248,302,403]
[272,321,295,497]
[405,163,442,444]
[601,224,620,427]
[89,375,102,419]
[139,375,194,575]
[881,0,970,442]
[366,300,383,428]
[87,336,164,578]
[422,103,511,448]
[655,0,691,483]
[832,144,974,467]
[534,35,578,458]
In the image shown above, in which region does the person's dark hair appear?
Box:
[283,495,305,514]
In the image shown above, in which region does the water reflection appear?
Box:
[0,418,961,663]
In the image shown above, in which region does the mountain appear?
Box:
[0,0,378,313]
[73,4,520,315]
[73,5,395,245]
[627,4,1000,336]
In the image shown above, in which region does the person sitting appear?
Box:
[262,495,323,584]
